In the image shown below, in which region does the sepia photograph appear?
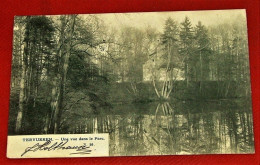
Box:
[8,9,254,157]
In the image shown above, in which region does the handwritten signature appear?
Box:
[21,140,92,157]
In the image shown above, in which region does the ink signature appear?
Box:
[21,140,92,157]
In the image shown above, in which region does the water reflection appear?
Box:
[64,100,254,156]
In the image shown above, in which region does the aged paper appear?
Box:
[7,134,109,158]
[8,9,254,158]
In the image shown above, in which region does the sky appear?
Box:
[93,9,246,32]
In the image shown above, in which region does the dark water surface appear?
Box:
[65,100,254,156]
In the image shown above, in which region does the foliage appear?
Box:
[9,13,251,135]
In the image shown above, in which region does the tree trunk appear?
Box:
[152,79,161,98]
[52,15,76,134]
[199,51,203,94]
[15,42,27,134]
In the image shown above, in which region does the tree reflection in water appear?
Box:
[63,100,254,156]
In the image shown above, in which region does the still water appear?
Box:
[64,100,254,156]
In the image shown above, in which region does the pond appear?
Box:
[63,100,254,156]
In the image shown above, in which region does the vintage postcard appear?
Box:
[7,9,254,158]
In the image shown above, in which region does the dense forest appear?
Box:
[9,12,251,143]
